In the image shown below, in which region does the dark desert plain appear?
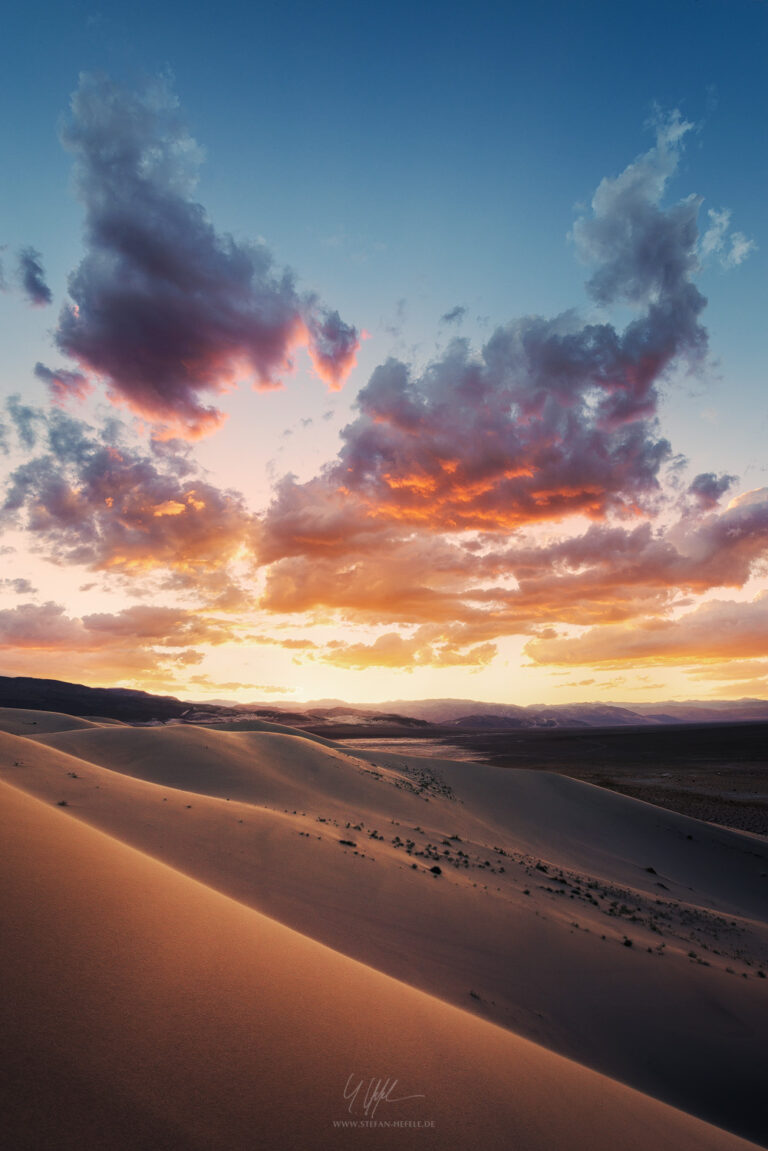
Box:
[3,0,768,1147]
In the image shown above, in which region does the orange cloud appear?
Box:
[525,594,768,669]
[3,409,259,587]
[318,626,497,671]
[0,601,246,690]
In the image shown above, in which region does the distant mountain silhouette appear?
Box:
[2,674,767,729]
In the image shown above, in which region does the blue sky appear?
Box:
[0,0,766,703]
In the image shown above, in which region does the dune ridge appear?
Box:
[1,709,767,1146]
[1,776,762,1151]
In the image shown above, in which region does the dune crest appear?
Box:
[1,777,760,1151]
[1,710,767,1145]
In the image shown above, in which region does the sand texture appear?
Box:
[1,708,766,1149]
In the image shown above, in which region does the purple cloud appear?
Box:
[51,74,359,438]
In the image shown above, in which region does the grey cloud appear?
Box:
[5,394,43,451]
[17,247,53,306]
[0,578,37,595]
[687,471,736,509]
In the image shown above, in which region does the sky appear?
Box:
[0,0,767,706]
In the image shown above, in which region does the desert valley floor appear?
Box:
[1,705,767,1150]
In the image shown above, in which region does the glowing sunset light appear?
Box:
[0,4,765,707]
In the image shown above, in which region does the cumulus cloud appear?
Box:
[260,112,715,552]
[251,112,768,674]
[573,111,700,308]
[486,487,768,621]
[4,108,762,692]
[81,604,235,646]
[259,481,768,649]
[1,406,259,585]
[49,73,359,438]
[17,247,53,306]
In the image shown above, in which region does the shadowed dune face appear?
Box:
[1,710,767,1146]
[0,778,761,1151]
[32,723,768,919]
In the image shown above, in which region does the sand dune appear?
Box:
[1,777,761,1151]
[33,722,768,919]
[1,710,767,1146]
[0,706,105,735]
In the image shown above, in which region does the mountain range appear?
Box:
[2,675,768,728]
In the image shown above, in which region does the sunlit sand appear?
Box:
[1,708,766,1149]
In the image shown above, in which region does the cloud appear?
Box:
[34,363,93,404]
[524,593,768,668]
[319,626,497,670]
[5,394,43,450]
[1,406,259,585]
[572,111,701,302]
[700,207,756,269]
[3,109,762,695]
[81,604,236,646]
[0,577,37,595]
[188,674,291,694]
[17,247,52,306]
[486,487,768,621]
[253,634,318,650]
[259,112,715,547]
[440,305,466,325]
[723,232,756,268]
[255,112,766,659]
[687,660,768,682]
[304,308,360,389]
[686,471,736,509]
[0,599,245,688]
[0,600,237,650]
[260,523,485,624]
[259,482,768,648]
[49,73,359,438]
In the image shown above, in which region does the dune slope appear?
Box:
[0,777,761,1151]
[2,716,767,1144]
